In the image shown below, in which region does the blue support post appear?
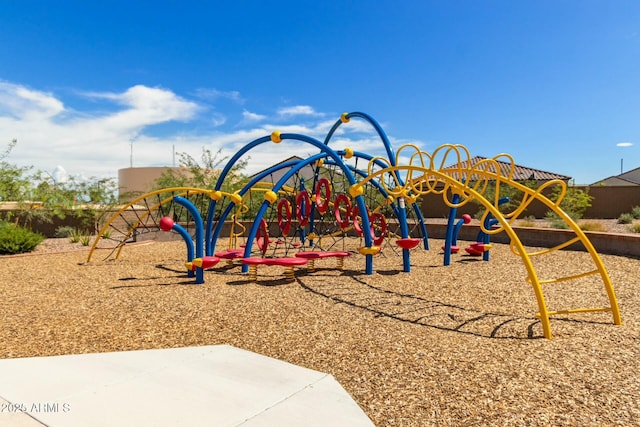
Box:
[397,197,411,272]
[173,196,205,284]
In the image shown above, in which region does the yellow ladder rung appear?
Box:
[524,236,583,257]
[538,307,613,317]
[526,269,599,285]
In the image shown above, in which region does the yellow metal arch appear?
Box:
[350,144,621,339]
[87,187,238,262]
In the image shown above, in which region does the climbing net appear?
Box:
[88,188,213,261]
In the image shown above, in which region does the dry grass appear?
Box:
[1,238,640,426]
[578,221,608,232]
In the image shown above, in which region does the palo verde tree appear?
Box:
[0,139,32,202]
[1,138,118,232]
[153,147,249,192]
[153,147,251,221]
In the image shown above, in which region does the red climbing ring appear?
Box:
[352,204,368,236]
[256,219,270,256]
[277,198,292,235]
[296,190,312,227]
[369,212,387,246]
[315,178,331,215]
[333,194,351,229]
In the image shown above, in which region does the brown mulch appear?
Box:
[1,234,639,426]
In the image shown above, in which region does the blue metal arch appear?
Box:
[324,112,396,165]
[209,133,376,274]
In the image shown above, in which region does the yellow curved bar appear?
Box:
[229,192,243,205]
[353,154,621,339]
[88,187,245,262]
[358,246,381,256]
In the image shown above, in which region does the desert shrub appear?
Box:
[0,221,45,254]
[546,185,592,222]
[544,211,570,229]
[579,221,607,232]
[80,235,92,246]
[517,219,535,227]
[630,224,640,233]
[54,225,76,238]
[68,228,83,243]
[550,219,569,229]
[618,213,634,224]
[631,206,640,219]
[516,216,536,227]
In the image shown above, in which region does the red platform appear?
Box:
[295,251,350,272]
[396,238,421,250]
[215,249,245,259]
[441,245,460,254]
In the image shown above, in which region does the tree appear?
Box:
[154,147,249,192]
[28,171,118,232]
[1,138,118,231]
[470,179,539,218]
[547,184,593,220]
[0,139,32,202]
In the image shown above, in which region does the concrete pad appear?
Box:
[0,345,374,427]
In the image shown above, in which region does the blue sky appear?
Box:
[1,0,638,184]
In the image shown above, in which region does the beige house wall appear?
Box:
[118,167,178,201]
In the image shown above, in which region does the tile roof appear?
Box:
[441,156,571,181]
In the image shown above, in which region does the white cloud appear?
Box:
[83,85,199,129]
[52,165,68,183]
[211,112,226,127]
[277,105,322,117]
[195,88,244,104]
[0,81,64,119]
[242,109,266,123]
[617,142,633,147]
[0,80,411,188]
[1,83,201,178]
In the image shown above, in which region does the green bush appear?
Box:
[618,213,634,224]
[80,235,91,246]
[68,228,83,243]
[0,221,45,254]
[549,218,570,229]
[631,206,640,219]
[546,185,592,221]
[544,211,570,229]
[630,224,640,233]
[54,225,76,238]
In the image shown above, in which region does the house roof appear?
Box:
[592,165,640,186]
[248,156,305,180]
[440,156,572,182]
[247,155,320,188]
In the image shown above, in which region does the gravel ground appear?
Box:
[1,228,639,426]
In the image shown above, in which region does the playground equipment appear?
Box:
[88,112,621,339]
[242,256,308,282]
[444,213,471,255]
